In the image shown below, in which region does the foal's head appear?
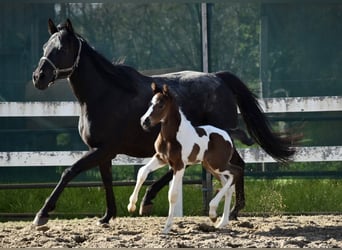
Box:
[141,83,174,131]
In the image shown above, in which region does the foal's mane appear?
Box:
[76,33,149,93]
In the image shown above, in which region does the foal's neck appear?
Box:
[160,102,184,141]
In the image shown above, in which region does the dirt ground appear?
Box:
[0,215,341,248]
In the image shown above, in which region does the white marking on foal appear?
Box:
[140,94,159,126]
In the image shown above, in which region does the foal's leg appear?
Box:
[140,165,190,215]
[163,167,185,234]
[209,173,233,227]
[128,156,165,213]
[139,169,173,215]
[216,175,235,228]
[98,160,116,224]
[33,147,113,226]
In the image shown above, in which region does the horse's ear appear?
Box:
[48,18,58,35]
[65,18,74,33]
[151,82,161,94]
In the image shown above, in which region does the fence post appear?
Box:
[201,168,213,215]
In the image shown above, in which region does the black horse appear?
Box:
[32,19,295,226]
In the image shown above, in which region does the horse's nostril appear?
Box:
[33,72,38,82]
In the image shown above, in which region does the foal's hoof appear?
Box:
[32,213,49,227]
[127,203,136,214]
[139,203,153,216]
[209,216,218,223]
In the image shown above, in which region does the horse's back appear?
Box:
[152,70,237,129]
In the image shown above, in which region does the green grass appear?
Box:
[0,179,341,221]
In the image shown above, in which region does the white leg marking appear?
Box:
[209,173,233,227]
[215,174,234,228]
[128,156,164,213]
[162,168,185,234]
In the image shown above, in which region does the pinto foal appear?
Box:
[128,83,243,234]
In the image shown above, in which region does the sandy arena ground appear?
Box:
[0,215,341,248]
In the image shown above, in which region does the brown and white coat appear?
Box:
[128,83,242,234]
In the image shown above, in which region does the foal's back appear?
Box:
[176,110,234,170]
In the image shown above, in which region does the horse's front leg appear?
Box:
[128,156,165,213]
[162,168,185,234]
[33,148,112,226]
[98,160,116,224]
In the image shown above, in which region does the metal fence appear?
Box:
[1,98,341,175]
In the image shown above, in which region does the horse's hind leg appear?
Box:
[229,150,245,220]
[33,147,113,226]
[229,128,254,146]
[98,160,116,224]
[139,169,173,215]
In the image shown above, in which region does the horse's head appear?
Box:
[141,83,173,131]
[32,19,82,90]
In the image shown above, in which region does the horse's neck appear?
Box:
[68,52,107,104]
[68,43,134,105]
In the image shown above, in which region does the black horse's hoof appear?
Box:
[32,213,49,226]
[139,203,153,216]
[229,213,238,221]
[98,213,114,225]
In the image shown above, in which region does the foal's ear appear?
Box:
[65,19,74,33]
[151,82,161,94]
[162,84,170,96]
[48,18,58,35]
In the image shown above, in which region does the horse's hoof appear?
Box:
[229,213,238,221]
[98,214,112,225]
[139,203,153,216]
[32,213,49,226]
[215,221,228,229]
[209,216,217,223]
[97,220,110,227]
[162,225,171,235]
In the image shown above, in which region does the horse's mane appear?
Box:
[77,34,149,93]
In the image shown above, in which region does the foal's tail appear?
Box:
[216,71,296,162]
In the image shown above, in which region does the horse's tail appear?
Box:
[216,71,296,162]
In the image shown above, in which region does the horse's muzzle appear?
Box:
[32,70,52,90]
